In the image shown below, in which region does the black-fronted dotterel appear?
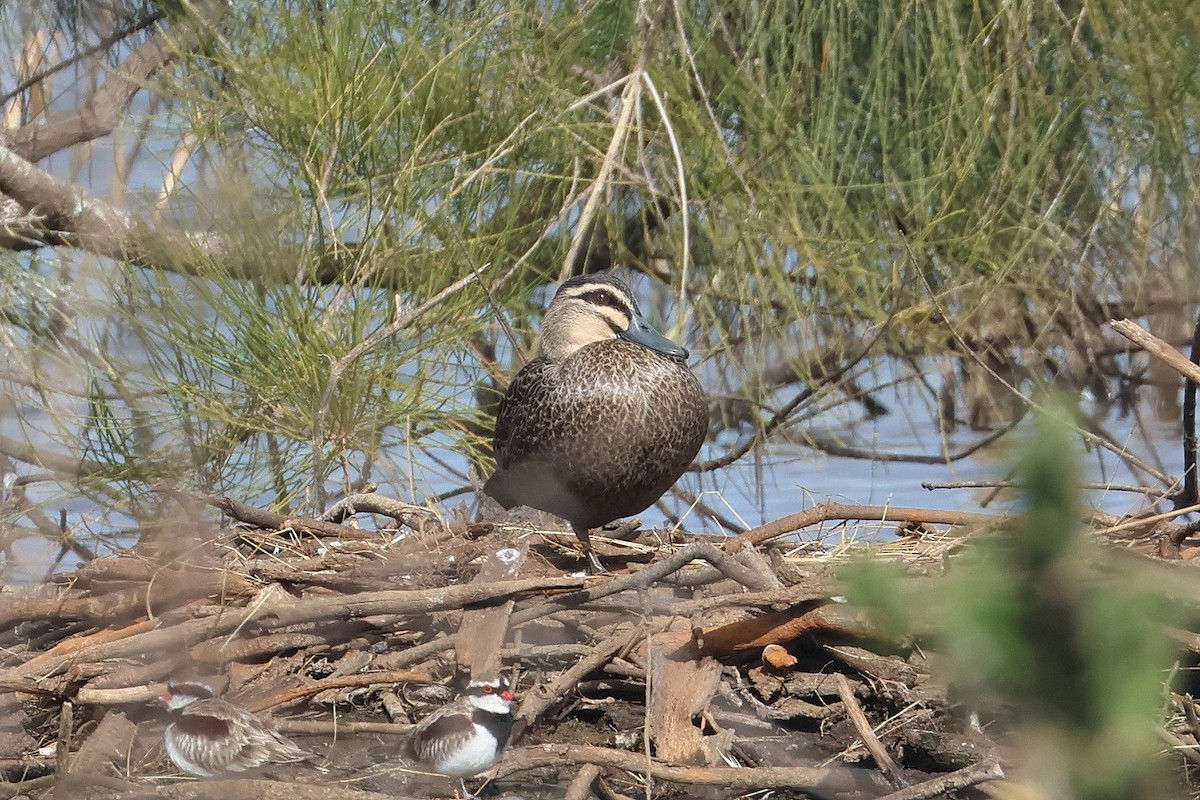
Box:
[157,677,321,777]
[408,675,516,796]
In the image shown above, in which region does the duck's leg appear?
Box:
[573,524,608,574]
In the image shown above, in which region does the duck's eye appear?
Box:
[582,289,619,309]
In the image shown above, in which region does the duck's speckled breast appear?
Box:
[487,339,707,529]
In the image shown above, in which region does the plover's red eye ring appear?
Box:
[483,685,494,694]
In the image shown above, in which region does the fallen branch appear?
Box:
[320,493,434,525]
[731,502,1004,547]
[515,628,641,731]
[563,763,602,800]
[201,495,380,540]
[834,673,908,788]
[276,719,410,736]
[497,743,890,793]
[693,603,876,657]
[1110,319,1200,385]
[874,757,1004,800]
[246,670,436,713]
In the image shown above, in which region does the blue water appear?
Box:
[1,353,1186,584]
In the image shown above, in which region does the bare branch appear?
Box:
[0,431,107,479]
[0,141,135,256]
[0,11,167,110]
[4,2,226,163]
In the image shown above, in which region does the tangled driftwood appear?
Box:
[3,490,1196,799]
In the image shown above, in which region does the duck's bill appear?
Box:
[620,315,689,359]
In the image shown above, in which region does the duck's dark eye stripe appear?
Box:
[581,289,630,315]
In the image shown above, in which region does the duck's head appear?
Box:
[540,272,688,362]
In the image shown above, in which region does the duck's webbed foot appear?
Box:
[574,525,609,574]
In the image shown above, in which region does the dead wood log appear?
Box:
[497,743,891,793]
[692,602,876,657]
[189,632,330,664]
[0,688,43,766]
[0,679,57,698]
[1,575,579,697]
[0,566,255,627]
[457,547,525,678]
[645,635,725,765]
[1,618,163,690]
[0,773,55,797]
[83,656,187,692]
[259,575,584,628]
[897,724,1001,772]
[670,583,831,613]
[52,709,140,798]
[823,644,923,687]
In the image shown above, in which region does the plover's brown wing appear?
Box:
[410,702,476,766]
[223,702,318,769]
[179,699,316,774]
[167,705,241,776]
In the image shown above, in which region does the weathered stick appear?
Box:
[321,492,433,525]
[873,757,1004,800]
[276,719,411,736]
[1110,319,1200,384]
[201,494,380,540]
[833,673,908,788]
[497,743,889,793]
[74,685,159,705]
[515,628,641,729]
[564,763,603,800]
[245,670,436,713]
[55,700,73,776]
[731,502,1004,547]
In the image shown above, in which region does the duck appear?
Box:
[156,677,322,777]
[484,271,707,573]
[408,675,516,797]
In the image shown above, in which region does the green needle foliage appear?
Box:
[1,0,1199,537]
[845,403,1178,799]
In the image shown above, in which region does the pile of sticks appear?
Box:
[0,493,1115,800]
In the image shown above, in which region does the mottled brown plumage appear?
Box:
[484,271,707,572]
[158,679,320,778]
[407,676,516,797]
